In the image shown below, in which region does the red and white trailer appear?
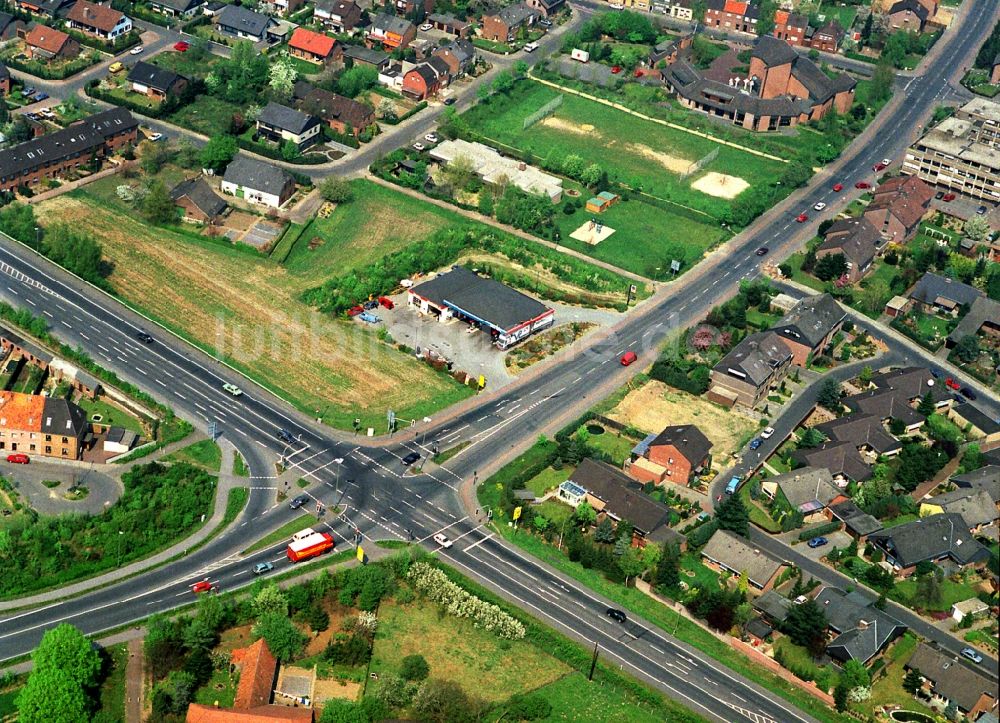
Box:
[286,531,334,562]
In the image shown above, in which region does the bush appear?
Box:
[399,654,430,681]
[798,522,841,542]
[323,633,371,666]
[506,692,553,720]
[407,562,526,639]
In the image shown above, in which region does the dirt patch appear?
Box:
[540,116,597,135]
[314,678,361,703]
[220,210,257,233]
[606,380,758,460]
[307,237,324,250]
[690,171,750,199]
[623,142,693,174]
[217,624,255,653]
[505,322,597,374]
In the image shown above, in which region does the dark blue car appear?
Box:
[807,537,828,548]
[749,438,763,450]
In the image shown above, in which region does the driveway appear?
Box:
[782,530,852,563]
[4,462,122,516]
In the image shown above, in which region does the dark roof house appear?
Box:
[126,61,186,94]
[814,586,907,664]
[568,458,673,538]
[909,272,984,313]
[763,466,841,514]
[868,513,992,571]
[949,466,1000,503]
[170,177,228,221]
[921,487,998,529]
[792,441,873,483]
[905,643,998,717]
[946,296,1000,347]
[257,102,320,137]
[772,293,845,363]
[701,529,785,590]
[215,4,277,40]
[829,499,884,538]
[815,414,903,456]
[817,216,882,280]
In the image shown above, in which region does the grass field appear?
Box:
[162,439,222,472]
[529,672,670,722]
[94,643,128,722]
[241,513,316,554]
[369,599,569,703]
[167,95,242,136]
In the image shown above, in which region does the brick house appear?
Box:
[0,107,136,192]
[293,81,375,137]
[863,175,934,243]
[771,293,846,366]
[314,0,362,32]
[750,36,855,117]
[887,0,929,32]
[907,272,983,317]
[394,0,433,15]
[367,13,416,51]
[288,27,341,65]
[701,530,785,592]
[526,0,564,17]
[480,3,538,43]
[708,330,792,408]
[816,216,882,283]
[815,586,907,665]
[772,9,807,46]
[704,0,758,34]
[127,61,187,99]
[66,0,132,40]
[23,24,79,60]
[170,177,228,224]
[809,20,844,53]
[432,38,475,77]
[402,58,449,100]
[626,423,713,486]
[0,63,9,95]
[0,391,89,460]
[0,13,25,42]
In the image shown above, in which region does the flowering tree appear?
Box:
[407,563,525,639]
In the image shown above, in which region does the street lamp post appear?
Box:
[117,530,124,568]
[334,458,344,495]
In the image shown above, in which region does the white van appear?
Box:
[523,42,539,53]
[291,528,316,542]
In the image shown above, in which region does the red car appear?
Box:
[6,453,29,464]
[634,69,643,78]
[610,65,622,74]
[346,305,364,316]
[620,350,637,366]
[378,296,394,309]
[872,162,888,172]
[855,181,871,190]
[832,183,843,192]
[174,41,190,52]
[942,193,956,201]
[945,377,961,390]
[191,579,214,594]
[796,213,809,223]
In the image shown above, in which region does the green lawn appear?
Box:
[75,395,146,435]
[193,665,237,707]
[534,498,575,528]
[166,95,242,136]
[285,54,324,77]
[525,672,669,722]
[223,487,249,526]
[233,452,249,477]
[881,513,919,529]
[94,643,128,722]
[161,439,222,472]
[784,251,828,293]
[856,633,936,718]
[525,465,567,497]
[581,426,642,467]
[892,575,982,612]
[679,552,720,591]
[241,513,316,554]
[820,3,857,30]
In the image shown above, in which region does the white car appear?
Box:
[760,426,775,439]
[812,202,827,211]
[148,132,163,142]
[609,2,623,7]
[424,132,439,143]
[130,45,144,55]
[433,533,453,548]
[412,142,426,151]
[222,383,243,397]
[419,22,432,30]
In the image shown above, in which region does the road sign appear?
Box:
[670,260,681,273]
[357,545,365,562]
[513,506,522,521]
[627,284,637,305]
[208,421,218,440]
[478,375,486,389]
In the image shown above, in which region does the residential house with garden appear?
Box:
[0,12,24,42]
[701,529,785,592]
[394,0,433,16]
[917,487,998,533]
[863,175,934,244]
[625,423,712,487]
[402,57,451,100]
[66,0,132,40]
[816,217,883,283]
[23,23,79,60]
[813,586,907,665]
[948,405,1000,445]
[814,413,903,459]
[480,3,538,43]
[260,0,304,18]
[127,62,187,100]
[752,589,793,627]
[314,0,363,33]
[215,4,278,42]
[703,0,758,33]
[220,157,295,208]
[432,38,476,77]
[907,272,983,318]
[367,13,416,51]
[949,465,1000,501]
[288,27,341,65]
[945,296,1000,348]
[526,0,564,17]
[0,327,101,398]
[829,499,884,541]
[255,102,321,149]
[905,643,999,720]
[169,177,228,225]
[707,330,793,408]
[771,293,846,366]
[0,107,136,192]
[792,441,873,485]
[147,0,205,19]
[343,45,391,71]
[808,20,844,53]
[760,466,843,523]
[886,0,931,33]
[866,513,991,576]
[293,82,374,137]
[14,0,73,17]
[0,390,90,460]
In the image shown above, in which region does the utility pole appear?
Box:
[588,642,599,681]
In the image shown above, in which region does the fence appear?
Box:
[679,145,719,180]
[522,94,563,130]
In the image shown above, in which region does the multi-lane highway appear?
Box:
[1,1,999,719]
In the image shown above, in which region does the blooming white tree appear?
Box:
[407,563,525,639]
[268,53,298,101]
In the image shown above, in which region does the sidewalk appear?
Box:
[0,439,248,613]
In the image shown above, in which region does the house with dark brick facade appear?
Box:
[0,391,89,460]
[170,177,228,224]
[626,424,712,487]
[480,3,538,43]
[808,20,844,53]
[772,9,807,45]
[771,293,846,367]
[863,175,934,244]
[708,330,792,408]
[704,0,758,33]
[293,81,375,136]
[816,217,882,283]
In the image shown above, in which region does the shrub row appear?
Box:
[797,521,841,542]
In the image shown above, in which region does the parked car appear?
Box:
[433,533,453,548]
[32,92,48,102]
[222,383,242,396]
[147,132,163,142]
[135,331,154,344]
[419,22,432,30]
[252,562,274,575]
[961,648,983,664]
[358,311,381,324]
[760,426,775,439]
[813,201,827,211]
[620,350,637,366]
[174,41,190,51]
[976,205,988,215]
[523,41,539,52]
[807,536,828,548]
[412,142,426,152]
[755,246,769,256]
[796,213,808,223]
[21,87,36,96]
[362,299,378,310]
[748,438,762,450]
[930,368,942,378]
[942,193,956,201]
[934,191,944,200]
[289,494,310,509]
[378,296,394,309]
[347,305,364,316]
[605,608,627,623]
[443,97,456,105]
[855,181,871,189]
[539,18,552,27]
[424,132,439,143]
[6,453,29,464]
[960,387,978,400]
[131,45,144,55]
[832,183,843,192]
[402,451,421,466]
[108,62,124,73]
[872,158,890,172]
[610,65,622,74]
[945,377,961,390]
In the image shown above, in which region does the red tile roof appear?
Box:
[233,638,277,710]
[67,0,126,32]
[723,0,748,14]
[288,28,336,58]
[186,704,313,723]
[0,391,46,432]
[24,24,71,54]
[868,175,935,230]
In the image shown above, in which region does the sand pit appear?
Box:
[625,143,692,174]
[691,171,750,199]
[570,219,616,245]
[541,116,596,135]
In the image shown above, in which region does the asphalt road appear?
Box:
[0,0,998,717]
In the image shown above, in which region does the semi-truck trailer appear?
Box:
[287,531,334,562]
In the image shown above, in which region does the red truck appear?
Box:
[286,531,334,562]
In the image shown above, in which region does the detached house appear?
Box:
[367,13,416,51]
[147,0,205,19]
[314,0,363,33]
[761,466,842,522]
[288,27,341,65]
[626,423,712,486]
[66,0,132,40]
[0,390,89,460]
[215,4,278,42]
[817,217,883,283]
[809,20,844,53]
[701,530,785,592]
[908,272,984,317]
[905,643,999,720]
[127,61,187,100]
[170,177,228,224]
[256,102,321,149]
[887,0,930,33]
[814,414,902,458]
[708,331,792,408]
[23,24,79,60]
[946,296,1000,349]
[792,441,873,485]
[294,81,374,137]
[402,57,450,100]
[868,513,991,576]
[814,586,907,665]
[772,293,845,366]
[221,157,295,208]
[919,487,998,532]
[863,175,934,243]
[433,38,475,77]
[481,3,538,43]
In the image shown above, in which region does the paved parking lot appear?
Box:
[1,461,122,516]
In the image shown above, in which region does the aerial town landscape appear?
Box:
[0,0,997,720]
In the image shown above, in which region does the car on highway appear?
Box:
[748,438,762,450]
[760,426,775,439]
[620,350,637,366]
[755,246,769,256]
[605,608,627,623]
[807,537,828,548]
[796,213,808,223]
[813,201,827,211]
[424,132,439,143]
[945,377,961,390]
[191,579,214,593]
[961,648,983,664]
[131,45,144,54]
[433,533,453,548]
[443,97,456,105]
[253,562,274,575]
[942,192,956,201]
[6,453,29,464]
[960,387,977,400]
[412,142,426,151]
[135,331,154,344]
[174,41,190,51]
[402,451,421,466]
[419,22,432,30]
[289,494,310,509]
[832,183,843,192]
[855,181,871,189]
[277,428,295,443]
[222,383,243,396]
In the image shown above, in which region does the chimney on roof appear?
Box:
[857,619,870,631]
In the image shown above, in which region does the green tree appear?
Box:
[16,668,90,723]
[716,493,749,537]
[574,501,597,525]
[562,154,586,178]
[400,654,430,681]
[815,253,848,281]
[917,391,936,416]
[512,59,528,77]
[902,667,923,695]
[336,64,378,97]
[252,584,289,619]
[253,612,307,661]
[151,670,196,716]
[199,135,238,173]
[268,52,298,101]
[833,680,849,712]
[618,547,645,585]
[594,518,615,543]
[817,378,843,411]
[779,160,812,189]
[963,214,991,242]
[860,278,890,314]
[756,0,778,35]
[798,427,827,449]
[782,599,828,657]
[580,163,603,187]
[412,678,481,723]
[491,70,515,94]
[0,95,8,125]
[915,570,943,607]
[142,179,177,225]
[33,623,101,689]
[955,334,981,363]
[655,542,681,591]
[841,659,870,690]
[869,61,894,104]
[0,202,38,245]
[319,178,355,204]
[318,699,369,723]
